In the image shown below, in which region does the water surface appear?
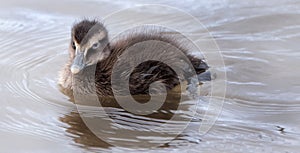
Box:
[0,0,300,152]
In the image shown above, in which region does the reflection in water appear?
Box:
[59,111,201,149]
[60,93,202,148]
[60,111,111,148]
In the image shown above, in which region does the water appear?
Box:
[0,0,300,152]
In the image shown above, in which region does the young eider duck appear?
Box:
[58,19,209,97]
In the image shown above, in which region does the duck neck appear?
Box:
[72,65,98,95]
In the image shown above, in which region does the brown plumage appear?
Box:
[58,19,209,98]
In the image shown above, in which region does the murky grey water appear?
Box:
[0,0,300,152]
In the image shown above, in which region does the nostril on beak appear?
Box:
[71,65,81,74]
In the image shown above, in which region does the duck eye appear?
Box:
[71,41,76,50]
[92,42,100,49]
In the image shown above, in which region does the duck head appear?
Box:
[70,20,110,74]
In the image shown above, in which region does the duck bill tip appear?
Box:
[71,65,82,74]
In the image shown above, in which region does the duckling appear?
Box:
[58,19,209,97]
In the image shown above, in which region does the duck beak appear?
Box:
[197,71,212,81]
[71,52,85,74]
[197,61,209,70]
